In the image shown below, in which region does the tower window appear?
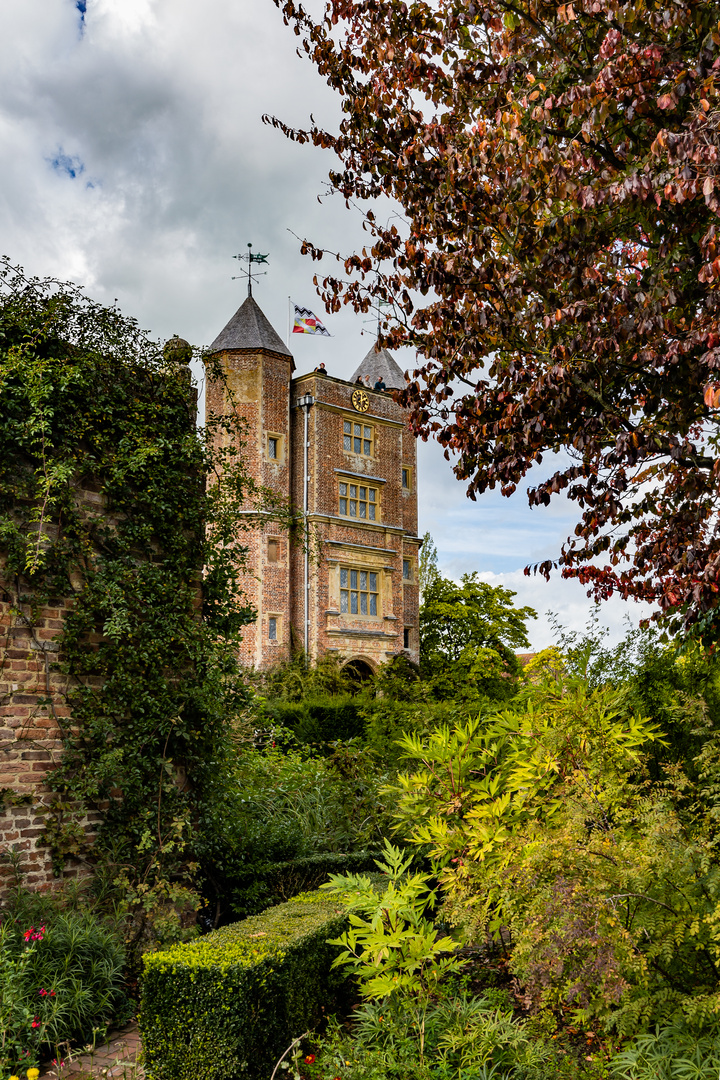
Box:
[268,617,277,640]
[343,420,373,456]
[267,539,279,563]
[339,482,377,521]
[403,559,412,580]
[402,466,412,490]
[268,436,278,460]
[340,568,378,616]
[404,628,411,649]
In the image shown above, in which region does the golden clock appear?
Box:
[351,388,370,413]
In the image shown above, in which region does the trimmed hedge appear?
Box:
[140,889,350,1080]
[228,849,384,920]
[261,695,364,743]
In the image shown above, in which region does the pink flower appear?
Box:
[31,1016,40,1028]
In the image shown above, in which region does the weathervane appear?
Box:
[232,243,269,298]
[362,297,391,340]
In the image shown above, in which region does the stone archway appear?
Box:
[342,657,375,685]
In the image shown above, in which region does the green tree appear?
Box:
[418,531,439,602]
[271,0,720,637]
[419,573,536,700]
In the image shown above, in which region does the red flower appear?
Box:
[303,1055,315,1064]
[31,1016,40,1028]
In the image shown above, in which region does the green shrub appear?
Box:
[610,1022,720,1079]
[197,745,393,915]
[18,908,128,1045]
[261,694,364,743]
[140,890,352,1080]
[227,850,385,920]
[303,994,558,1080]
[0,907,127,1071]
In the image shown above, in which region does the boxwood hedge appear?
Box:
[140,889,350,1080]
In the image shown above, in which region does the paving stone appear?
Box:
[40,1022,143,1080]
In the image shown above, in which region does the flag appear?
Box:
[292,304,331,336]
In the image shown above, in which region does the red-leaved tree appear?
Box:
[268,0,720,637]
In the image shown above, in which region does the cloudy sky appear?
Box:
[0,0,654,648]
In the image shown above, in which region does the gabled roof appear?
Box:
[350,343,406,390]
[209,295,293,359]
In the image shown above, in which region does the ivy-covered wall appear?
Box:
[0,260,256,906]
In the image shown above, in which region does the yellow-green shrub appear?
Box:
[139,890,349,1080]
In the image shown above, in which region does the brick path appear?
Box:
[41,1022,143,1080]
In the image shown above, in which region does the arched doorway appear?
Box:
[342,658,375,686]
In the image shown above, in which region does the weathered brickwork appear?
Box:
[206,296,421,672]
[0,569,100,893]
[205,338,294,668]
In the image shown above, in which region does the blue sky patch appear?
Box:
[49,151,85,179]
[76,0,87,22]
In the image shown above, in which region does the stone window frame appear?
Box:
[266,432,285,463]
[402,465,413,491]
[267,614,282,642]
[267,537,281,563]
[343,417,375,458]
[338,479,380,522]
[402,558,413,581]
[339,565,381,618]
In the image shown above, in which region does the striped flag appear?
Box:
[292,303,331,336]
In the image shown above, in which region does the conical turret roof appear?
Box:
[350,343,406,390]
[209,295,292,358]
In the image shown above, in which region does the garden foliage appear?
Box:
[0,899,127,1074]
[419,573,536,701]
[313,844,558,1078]
[196,742,393,922]
[389,654,720,1040]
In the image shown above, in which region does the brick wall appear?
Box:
[0,560,101,893]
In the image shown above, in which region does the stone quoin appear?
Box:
[204,295,420,674]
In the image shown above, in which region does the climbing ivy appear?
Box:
[0,259,262,941]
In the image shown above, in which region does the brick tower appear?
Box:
[205,295,294,667]
[205,301,421,672]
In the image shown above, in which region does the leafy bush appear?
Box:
[140,889,352,1080]
[197,744,393,915]
[308,844,559,1079]
[249,653,358,703]
[304,995,558,1080]
[0,906,127,1073]
[388,658,720,1035]
[610,1023,720,1079]
[260,694,365,744]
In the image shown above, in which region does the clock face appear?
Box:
[351,388,370,413]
